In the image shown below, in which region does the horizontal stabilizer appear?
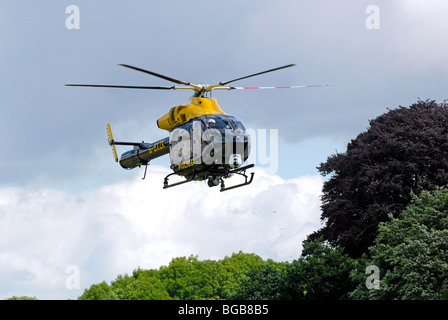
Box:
[110,141,146,147]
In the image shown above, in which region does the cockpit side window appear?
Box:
[204,116,230,130]
[226,115,247,131]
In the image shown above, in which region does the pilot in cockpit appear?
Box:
[207,118,216,129]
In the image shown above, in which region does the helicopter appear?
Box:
[66,64,331,191]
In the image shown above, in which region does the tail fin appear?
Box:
[106,123,118,162]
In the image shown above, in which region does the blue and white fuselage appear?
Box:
[118,137,169,169]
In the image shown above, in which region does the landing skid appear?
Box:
[162,164,255,191]
[163,171,196,189]
[219,164,255,192]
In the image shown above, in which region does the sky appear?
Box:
[1,0,448,299]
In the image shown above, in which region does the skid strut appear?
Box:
[163,171,196,189]
[162,164,255,191]
[220,164,255,192]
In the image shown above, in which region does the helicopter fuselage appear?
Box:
[118,112,251,188]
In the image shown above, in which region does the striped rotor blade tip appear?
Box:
[231,84,333,90]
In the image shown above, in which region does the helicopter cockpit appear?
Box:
[169,114,250,169]
[200,114,250,168]
[200,115,249,146]
[202,114,246,133]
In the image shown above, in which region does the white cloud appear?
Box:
[0,166,323,299]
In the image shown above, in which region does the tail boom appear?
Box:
[118,137,169,169]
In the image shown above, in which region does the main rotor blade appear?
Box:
[229,84,333,90]
[65,84,175,90]
[218,64,296,86]
[119,64,191,86]
[211,84,333,91]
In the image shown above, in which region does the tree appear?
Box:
[4,296,38,300]
[78,272,170,300]
[279,239,364,300]
[157,255,224,300]
[78,281,119,300]
[350,188,448,299]
[307,99,448,257]
[219,251,267,299]
[230,260,287,300]
[77,252,273,300]
[156,252,268,300]
[111,272,170,300]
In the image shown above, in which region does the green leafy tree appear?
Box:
[231,261,287,300]
[4,296,38,300]
[308,99,448,257]
[350,188,448,300]
[78,252,272,300]
[219,251,267,299]
[157,255,224,300]
[280,239,365,300]
[111,272,170,300]
[79,270,170,300]
[156,252,268,300]
[78,281,118,300]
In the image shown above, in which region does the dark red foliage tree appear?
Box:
[306,99,448,257]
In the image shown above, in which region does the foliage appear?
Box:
[78,272,169,300]
[78,252,275,300]
[279,239,365,300]
[113,272,170,300]
[219,251,269,299]
[78,281,119,300]
[229,240,364,300]
[79,246,367,300]
[230,260,287,300]
[349,188,448,299]
[4,296,38,300]
[308,99,448,257]
[157,255,223,299]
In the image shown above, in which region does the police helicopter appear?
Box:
[66,64,330,191]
